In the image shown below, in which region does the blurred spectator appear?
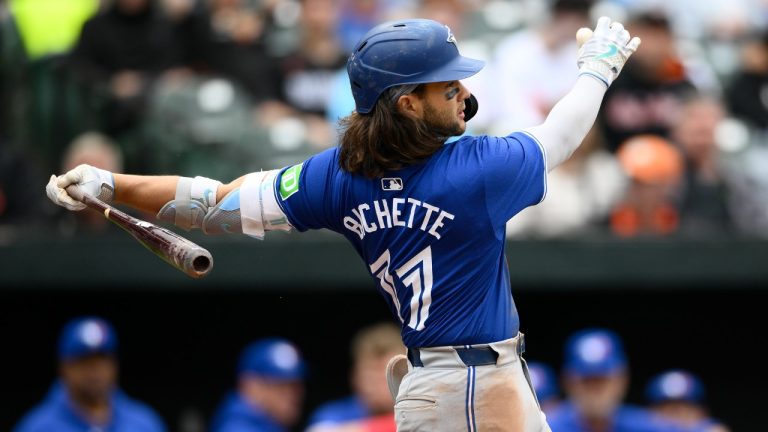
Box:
[335,0,413,53]
[211,338,306,432]
[54,132,125,232]
[306,322,403,432]
[725,30,768,130]
[271,0,347,149]
[491,0,593,133]
[610,135,683,238]
[13,317,167,432]
[600,11,697,151]
[671,95,734,236]
[547,328,688,432]
[646,370,730,432]
[506,126,625,238]
[202,0,284,103]
[68,0,188,134]
[280,0,346,117]
[526,361,561,413]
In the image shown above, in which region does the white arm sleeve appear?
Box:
[523,75,607,172]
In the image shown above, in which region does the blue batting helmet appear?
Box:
[58,316,118,361]
[564,328,627,377]
[347,19,485,114]
[237,338,307,381]
[646,370,706,404]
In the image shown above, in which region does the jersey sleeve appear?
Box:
[479,131,547,225]
[275,147,343,232]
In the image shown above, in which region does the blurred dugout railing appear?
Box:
[2,233,767,289]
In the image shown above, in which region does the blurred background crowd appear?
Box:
[1,0,766,431]
[2,0,768,239]
[10,317,733,432]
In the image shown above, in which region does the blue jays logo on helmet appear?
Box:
[58,316,118,361]
[646,370,705,404]
[564,328,627,377]
[347,19,484,114]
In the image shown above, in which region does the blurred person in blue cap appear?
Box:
[13,316,166,432]
[547,328,700,432]
[646,370,730,432]
[211,338,307,432]
[527,361,561,414]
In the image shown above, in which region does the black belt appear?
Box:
[408,346,499,367]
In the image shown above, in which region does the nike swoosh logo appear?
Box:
[595,45,619,60]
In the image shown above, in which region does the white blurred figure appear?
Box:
[506,126,625,238]
[490,0,594,135]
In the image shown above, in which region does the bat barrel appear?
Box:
[182,246,214,278]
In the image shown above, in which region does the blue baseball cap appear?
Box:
[527,361,559,402]
[238,338,306,381]
[646,370,705,404]
[58,317,118,361]
[564,328,627,377]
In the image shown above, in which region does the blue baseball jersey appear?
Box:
[275,132,546,348]
[210,392,285,432]
[307,395,368,427]
[13,382,166,432]
[546,402,706,432]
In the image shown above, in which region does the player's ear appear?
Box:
[396,94,423,119]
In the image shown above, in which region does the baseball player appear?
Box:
[47,17,641,431]
[306,322,404,432]
[547,328,706,432]
[645,370,730,432]
[210,338,306,432]
[13,317,166,432]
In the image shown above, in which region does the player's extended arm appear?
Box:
[524,16,641,171]
[46,165,288,239]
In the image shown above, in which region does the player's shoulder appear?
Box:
[615,405,688,432]
[307,395,367,426]
[12,401,65,432]
[440,132,542,161]
[114,392,167,431]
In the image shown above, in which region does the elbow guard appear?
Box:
[156,171,292,240]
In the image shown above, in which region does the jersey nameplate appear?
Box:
[343,198,455,240]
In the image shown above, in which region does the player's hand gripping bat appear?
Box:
[65,185,213,278]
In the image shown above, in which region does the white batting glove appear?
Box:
[576,16,641,87]
[46,164,115,211]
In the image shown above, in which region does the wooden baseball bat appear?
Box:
[66,186,213,278]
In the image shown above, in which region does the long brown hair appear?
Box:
[339,85,445,178]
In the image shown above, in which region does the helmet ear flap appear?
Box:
[463,94,479,122]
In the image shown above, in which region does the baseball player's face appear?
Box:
[419,80,471,137]
[565,372,628,420]
[60,354,118,404]
[241,377,305,426]
[352,353,399,414]
[652,402,708,426]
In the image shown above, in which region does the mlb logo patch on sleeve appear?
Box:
[381,178,403,191]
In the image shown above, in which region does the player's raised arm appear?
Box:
[46,164,286,239]
[524,16,641,172]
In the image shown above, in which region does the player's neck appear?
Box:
[70,391,112,425]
